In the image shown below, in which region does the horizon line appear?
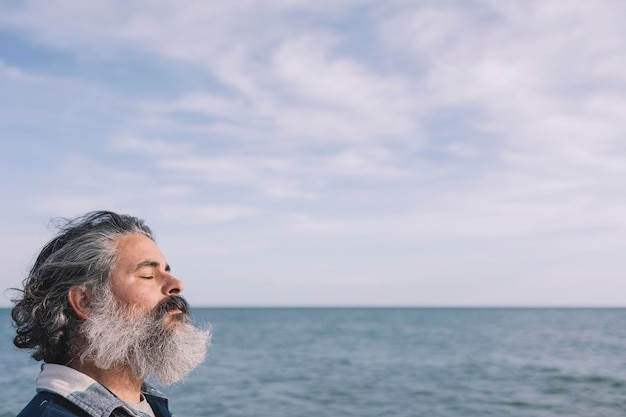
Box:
[4,305,624,310]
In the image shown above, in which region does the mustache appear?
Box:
[153,296,190,319]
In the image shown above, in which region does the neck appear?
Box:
[68,359,144,403]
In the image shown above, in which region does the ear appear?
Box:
[68,285,93,320]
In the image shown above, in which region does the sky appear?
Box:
[1,0,625,307]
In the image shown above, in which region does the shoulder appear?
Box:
[17,392,91,417]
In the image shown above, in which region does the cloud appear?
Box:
[33,196,126,218]
[207,34,421,144]
[321,149,410,178]
[157,156,287,184]
[287,213,350,235]
[0,59,42,82]
[270,35,418,140]
[0,1,366,65]
[155,154,319,199]
[109,135,193,156]
[158,204,260,224]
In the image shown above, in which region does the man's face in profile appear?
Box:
[77,233,210,384]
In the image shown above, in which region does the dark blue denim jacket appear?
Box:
[16,364,174,417]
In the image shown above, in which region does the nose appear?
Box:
[163,274,184,296]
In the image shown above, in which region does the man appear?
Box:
[12,211,211,417]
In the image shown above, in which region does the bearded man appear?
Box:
[12,211,210,417]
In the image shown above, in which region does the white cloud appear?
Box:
[321,149,410,178]
[156,154,321,199]
[264,35,419,142]
[158,156,284,185]
[109,135,193,156]
[33,196,125,218]
[0,59,42,82]
[287,213,349,235]
[158,204,260,224]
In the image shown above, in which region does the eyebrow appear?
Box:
[134,260,171,272]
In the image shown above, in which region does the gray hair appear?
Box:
[11,211,154,364]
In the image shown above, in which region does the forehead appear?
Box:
[113,233,165,268]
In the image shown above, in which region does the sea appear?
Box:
[2,308,626,417]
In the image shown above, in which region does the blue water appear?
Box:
[2,308,626,417]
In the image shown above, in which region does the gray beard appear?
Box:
[78,290,210,385]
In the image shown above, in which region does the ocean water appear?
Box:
[2,308,626,417]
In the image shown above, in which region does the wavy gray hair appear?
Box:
[11,211,154,364]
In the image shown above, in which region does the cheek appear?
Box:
[111,284,148,307]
